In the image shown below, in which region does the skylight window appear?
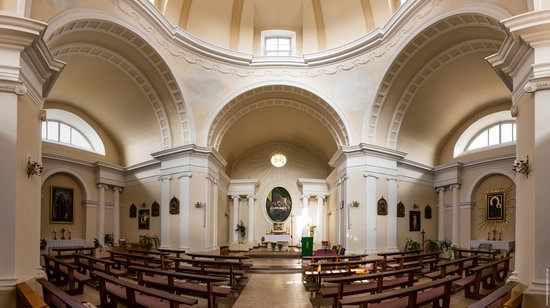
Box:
[260,30,296,56]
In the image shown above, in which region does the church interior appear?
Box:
[1,0,549,307]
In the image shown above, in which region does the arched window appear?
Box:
[454,111,515,157]
[42,109,105,155]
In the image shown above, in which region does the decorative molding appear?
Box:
[51,43,172,149]
[0,81,27,95]
[524,76,550,93]
[386,40,501,149]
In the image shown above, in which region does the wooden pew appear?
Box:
[171,257,244,287]
[129,265,230,308]
[340,275,459,308]
[36,278,88,308]
[424,256,479,280]
[453,257,511,299]
[456,248,500,263]
[304,259,382,289]
[157,248,187,258]
[93,270,198,307]
[125,248,172,270]
[73,253,127,277]
[321,266,421,307]
[377,250,422,271]
[468,281,518,308]
[302,253,369,263]
[50,247,95,259]
[185,252,252,269]
[16,281,48,308]
[43,255,91,295]
[386,251,441,271]
[108,250,160,270]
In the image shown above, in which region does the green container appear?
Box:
[301,237,313,257]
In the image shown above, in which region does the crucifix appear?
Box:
[421,229,426,250]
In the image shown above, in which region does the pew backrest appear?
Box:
[36,278,87,308]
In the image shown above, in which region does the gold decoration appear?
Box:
[478,184,513,231]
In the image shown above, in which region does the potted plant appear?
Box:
[307,225,317,237]
[235,220,246,243]
[277,243,283,251]
[104,233,114,247]
[139,235,160,250]
[424,239,441,253]
[439,239,458,260]
[403,237,421,251]
[271,242,277,250]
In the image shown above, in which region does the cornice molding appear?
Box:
[329,143,407,168]
[150,144,228,167]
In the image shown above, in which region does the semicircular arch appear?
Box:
[466,169,516,203]
[42,168,91,202]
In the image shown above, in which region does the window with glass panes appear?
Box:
[466,122,516,151]
[264,37,291,56]
[42,120,95,151]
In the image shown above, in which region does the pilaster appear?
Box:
[364,174,378,253]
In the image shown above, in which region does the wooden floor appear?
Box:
[71,257,481,307]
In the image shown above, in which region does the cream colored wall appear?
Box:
[321,0,366,50]
[470,174,515,242]
[218,187,230,245]
[41,174,86,241]
[186,0,233,48]
[120,179,162,243]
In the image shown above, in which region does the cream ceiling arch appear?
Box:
[42,168,91,202]
[44,9,195,145]
[206,83,351,151]
[365,4,511,146]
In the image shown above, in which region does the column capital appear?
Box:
[435,187,446,193]
[158,175,172,182]
[450,184,461,190]
[246,195,254,200]
[316,195,326,200]
[177,172,192,179]
[386,176,398,182]
[97,184,108,190]
[231,195,240,200]
[363,173,378,179]
[302,194,310,199]
[0,81,27,96]
[113,186,123,192]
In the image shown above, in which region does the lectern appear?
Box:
[301,237,313,257]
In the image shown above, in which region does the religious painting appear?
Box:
[377,197,388,215]
[266,186,292,222]
[169,196,180,214]
[397,202,405,217]
[138,209,150,230]
[151,201,160,217]
[409,210,421,231]
[129,204,137,218]
[50,186,74,224]
[486,192,505,222]
[425,205,432,219]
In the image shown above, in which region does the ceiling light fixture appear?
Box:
[271,152,287,168]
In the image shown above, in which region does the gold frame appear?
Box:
[50,186,74,224]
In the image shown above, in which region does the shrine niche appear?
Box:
[377,197,387,215]
[266,186,292,222]
[397,202,405,217]
[478,184,513,233]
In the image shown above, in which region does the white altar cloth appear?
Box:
[46,239,85,253]
[265,234,292,243]
[470,240,515,251]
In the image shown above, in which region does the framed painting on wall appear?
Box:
[409,210,421,231]
[138,209,150,230]
[151,201,160,217]
[50,186,74,224]
[266,186,292,222]
[425,205,432,219]
[377,197,388,215]
[486,192,505,222]
[170,196,180,214]
[130,204,137,218]
[397,202,405,217]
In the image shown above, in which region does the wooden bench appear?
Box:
[171,257,244,287]
[73,253,127,277]
[305,259,382,289]
[321,266,421,307]
[386,251,441,271]
[424,256,479,280]
[126,248,172,270]
[16,281,48,308]
[43,255,91,295]
[302,253,369,263]
[340,275,459,308]
[468,281,518,308]
[377,250,422,271]
[108,250,160,270]
[50,247,95,259]
[185,252,252,269]
[453,257,511,299]
[93,270,198,307]
[130,265,230,308]
[36,278,88,308]
[456,248,500,263]
[158,248,187,258]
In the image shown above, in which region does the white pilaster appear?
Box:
[178,173,192,250]
[451,184,460,245]
[316,195,325,243]
[231,195,240,243]
[204,176,211,249]
[386,177,398,251]
[336,179,342,244]
[364,174,378,253]
[112,186,122,244]
[212,179,219,248]
[302,195,310,227]
[97,184,108,245]
[247,195,255,244]
[436,187,446,241]
[159,175,171,248]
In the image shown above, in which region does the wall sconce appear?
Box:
[27,157,43,178]
[513,156,529,178]
[349,201,360,208]
[194,202,205,209]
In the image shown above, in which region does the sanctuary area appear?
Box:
[1,0,549,307]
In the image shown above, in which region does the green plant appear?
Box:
[277,243,283,251]
[93,238,102,249]
[104,233,114,247]
[403,238,422,252]
[438,239,458,260]
[270,242,277,250]
[139,235,160,250]
[307,225,317,237]
[235,220,246,243]
[424,239,440,253]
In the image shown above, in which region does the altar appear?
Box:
[265,234,292,243]
[45,239,85,254]
[470,240,515,251]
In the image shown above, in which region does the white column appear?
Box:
[316,195,325,243]
[178,173,192,250]
[97,184,107,245]
[212,179,219,248]
[247,195,255,244]
[159,176,171,248]
[301,195,310,234]
[113,187,122,244]
[436,187,446,241]
[451,184,460,245]
[204,176,211,248]
[386,177,398,251]
[231,195,240,243]
[336,179,342,244]
[364,174,378,253]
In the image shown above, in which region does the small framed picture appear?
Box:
[397,202,405,217]
[138,209,150,230]
[50,186,74,224]
[152,201,160,217]
[170,196,180,215]
[129,204,137,218]
[409,210,421,231]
